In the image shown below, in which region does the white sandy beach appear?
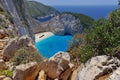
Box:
[35,32,54,42]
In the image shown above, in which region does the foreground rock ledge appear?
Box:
[13,62,39,80]
[77,55,120,80]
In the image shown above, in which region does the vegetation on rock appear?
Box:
[69,9,120,63]
[25,1,57,17]
[10,47,43,65]
[0,70,13,77]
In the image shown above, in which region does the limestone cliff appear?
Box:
[0,0,34,40]
[32,13,94,35]
[33,13,83,35]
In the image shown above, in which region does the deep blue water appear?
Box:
[53,6,118,20]
[35,35,72,58]
[34,15,54,22]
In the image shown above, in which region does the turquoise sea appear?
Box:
[35,35,72,58]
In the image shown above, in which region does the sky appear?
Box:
[31,0,118,6]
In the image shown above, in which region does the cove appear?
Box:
[35,35,72,58]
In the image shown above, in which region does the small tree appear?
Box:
[85,18,120,56]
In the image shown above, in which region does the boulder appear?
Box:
[70,69,78,80]
[13,62,39,80]
[0,29,7,39]
[60,67,73,80]
[0,59,8,70]
[3,77,12,80]
[37,70,46,80]
[0,75,6,80]
[0,41,5,50]
[2,37,18,61]
[77,55,120,80]
[49,51,70,62]
[106,67,120,80]
[2,36,34,61]
[39,51,71,79]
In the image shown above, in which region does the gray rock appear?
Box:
[106,67,120,80]
[2,36,34,61]
[52,14,83,35]
[2,37,19,61]
[39,51,72,79]
[0,0,34,40]
[77,56,120,80]
[49,51,70,62]
[32,13,83,35]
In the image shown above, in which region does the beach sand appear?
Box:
[35,32,54,42]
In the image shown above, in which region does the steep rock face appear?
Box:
[32,13,83,35]
[50,13,83,35]
[0,0,34,40]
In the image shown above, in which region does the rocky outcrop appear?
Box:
[2,36,34,61]
[0,59,8,70]
[13,62,39,80]
[51,13,83,35]
[39,51,74,79]
[32,13,83,35]
[106,67,120,80]
[37,70,46,80]
[77,55,120,80]
[0,0,34,40]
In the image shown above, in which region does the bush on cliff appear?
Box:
[79,18,120,63]
[10,47,43,65]
[85,18,120,55]
[69,9,120,63]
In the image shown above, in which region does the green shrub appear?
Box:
[109,9,120,27]
[0,70,13,77]
[10,47,43,66]
[79,45,94,63]
[85,18,120,55]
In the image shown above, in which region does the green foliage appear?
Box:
[86,18,120,55]
[25,1,56,17]
[0,7,4,12]
[0,70,13,77]
[109,9,120,27]
[62,12,94,29]
[79,45,94,63]
[10,47,43,66]
[0,7,6,16]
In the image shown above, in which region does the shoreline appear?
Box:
[35,32,54,42]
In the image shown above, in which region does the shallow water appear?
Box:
[35,35,72,58]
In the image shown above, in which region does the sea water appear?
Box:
[35,35,72,58]
[53,5,118,20]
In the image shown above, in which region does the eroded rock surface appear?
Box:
[77,55,120,80]
[13,62,39,80]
